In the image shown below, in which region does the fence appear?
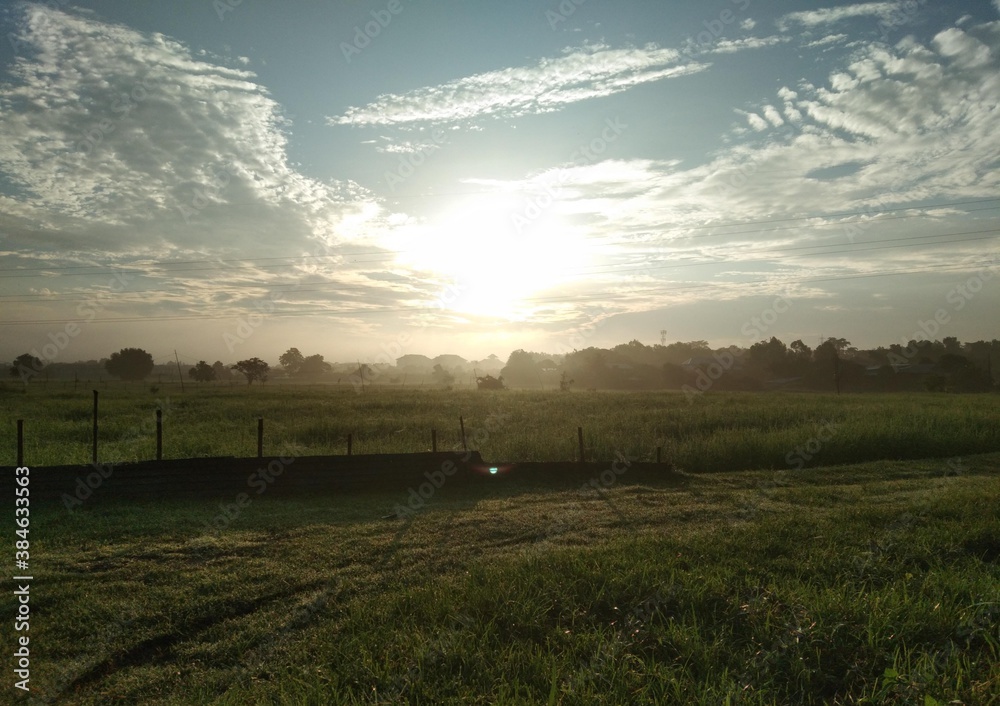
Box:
[7,390,674,505]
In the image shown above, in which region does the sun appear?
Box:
[393,191,590,320]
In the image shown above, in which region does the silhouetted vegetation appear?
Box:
[105,347,154,381]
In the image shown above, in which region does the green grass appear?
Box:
[4,453,999,704]
[3,384,1000,471]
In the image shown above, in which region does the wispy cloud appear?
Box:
[805,33,849,48]
[328,44,710,128]
[449,22,1000,317]
[777,2,903,31]
[708,36,789,54]
[0,5,414,330]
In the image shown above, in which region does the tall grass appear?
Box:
[2,384,999,471]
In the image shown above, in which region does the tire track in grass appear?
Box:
[61,579,328,695]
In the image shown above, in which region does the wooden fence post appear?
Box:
[92,390,99,464]
[459,416,467,451]
[257,418,264,458]
[156,410,163,461]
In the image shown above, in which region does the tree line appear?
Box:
[7,337,999,393]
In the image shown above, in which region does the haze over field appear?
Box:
[1,0,999,367]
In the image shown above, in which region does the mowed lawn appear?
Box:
[4,453,999,704]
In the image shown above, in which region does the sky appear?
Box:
[1,0,999,368]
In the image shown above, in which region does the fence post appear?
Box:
[459,416,467,452]
[156,410,163,461]
[431,429,437,453]
[17,420,24,467]
[577,426,584,463]
[92,390,99,464]
[257,418,264,459]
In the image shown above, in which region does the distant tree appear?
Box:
[232,357,270,386]
[279,348,305,376]
[105,348,154,381]
[500,350,541,387]
[431,363,455,387]
[211,360,233,381]
[9,353,43,383]
[188,360,216,382]
[749,337,791,375]
[942,336,962,355]
[559,371,574,391]
[789,339,812,361]
[298,354,331,378]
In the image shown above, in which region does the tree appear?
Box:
[9,353,43,383]
[559,371,574,391]
[211,360,233,381]
[188,360,216,382]
[500,349,541,387]
[431,363,455,387]
[298,354,331,378]
[105,348,154,381]
[232,358,270,386]
[748,337,791,375]
[279,348,305,376]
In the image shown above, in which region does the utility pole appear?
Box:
[357,360,365,393]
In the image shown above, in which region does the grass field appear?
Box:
[3,386,999,703]
[3,384,1000,471]
[3,453,999,704]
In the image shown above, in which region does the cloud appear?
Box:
[0,5,422,334]
[453,22,1000,317]
[328,44,710,128]
[0,5,384,252]
[805,34,849,48]
[708,36,789,55]
[777,2,903,31]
